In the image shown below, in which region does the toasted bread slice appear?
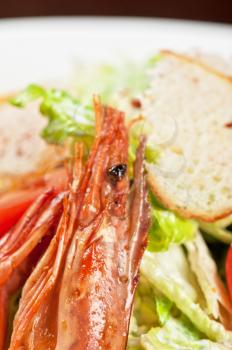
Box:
[144,51,232,222]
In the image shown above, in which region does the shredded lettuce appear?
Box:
[148,200,197,252]
[11,85,95,144]
[141,251,232,345]
[141,317,228,350]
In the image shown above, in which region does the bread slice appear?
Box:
[0,101,61,176]
[144,50,232,222]
[191,51,232,77]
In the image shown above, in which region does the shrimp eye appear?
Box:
[107,164,127,184]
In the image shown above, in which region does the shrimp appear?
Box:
[0,190,65,349]
[0,288,7,350]
[9,100,150,350]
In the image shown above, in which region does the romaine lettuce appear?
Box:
[148,203,197,252]
[141,251,232,345]
[72,56,162,106]
[186,232,232,319]
[155,295,173,326]
[11,85,94,144]
[141,317,228,350]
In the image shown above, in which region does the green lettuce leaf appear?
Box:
[10,84,46,107]
[11,85,94,144]
[10,83,161,170]
[155,296,173,326]
[141,316,228,350]
[148,202,197,252]
[141,251,232,346]
[185,232,232,320]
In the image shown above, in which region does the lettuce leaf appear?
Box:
[10,84,46,106]
[148,203,197,252]
[74,61,148,105]
[134,276,159,329]
[199,221,232,244]
[141,317,228,350]
[155,295,173,326]
[141,251,232,345]
[10,84,160,168]
[73,55,162,106]
[186,232,232,318]
[145,245,200,302]
[11,85,94,144]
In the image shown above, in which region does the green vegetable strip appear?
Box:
[199,221,232,244]
[155,295,173,326]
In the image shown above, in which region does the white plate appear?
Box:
[0,17,232,93]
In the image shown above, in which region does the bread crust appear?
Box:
[148,172,232,222]
[160,50,232,83]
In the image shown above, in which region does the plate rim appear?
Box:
[0,16,232,33]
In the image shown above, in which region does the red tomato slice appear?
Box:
[0,188,44,237]
[0,167,68,237]
[226,246,232,301]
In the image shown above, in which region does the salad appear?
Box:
[0,51,232,350]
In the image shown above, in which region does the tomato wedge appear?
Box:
[226,245,232,301]
[0,188,45,237]
[0,168,68,237]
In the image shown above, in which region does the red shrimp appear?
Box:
[0,190,65,349]
[9,100,150,350]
